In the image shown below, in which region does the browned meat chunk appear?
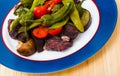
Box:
[31,32,45,52]
[60,24,79,40]
[44,36,72,51]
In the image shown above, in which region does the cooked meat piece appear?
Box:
[31,32,45,52]
[8,19,28,42]
[8,19,14,27]
[61,36,70,41]
[17,33,28,43]
[60,24,79,40]
[17,39,36,56]
[44,36,72,51]
[8,19,21,39]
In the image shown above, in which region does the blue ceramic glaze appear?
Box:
[0,0,118,74]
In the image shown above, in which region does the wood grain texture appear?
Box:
[0,0,120,76]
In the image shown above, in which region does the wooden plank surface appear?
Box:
[0,0,120,76]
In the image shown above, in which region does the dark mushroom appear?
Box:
[17,39,36,56]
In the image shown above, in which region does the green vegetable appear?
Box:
[81,9,91,27]
[62,0,84,32]
[14,3,23,16]
[70,5,84,32]
[49,16,69,29]
[9,17,21,31]
[10,0,47,40]
[30,0,46,11]
[76,4,84,17]
[19,11,34,26]
[20,0,34,8]
[20,0,46,26]
[27,2,73,29]
[68,0,84,32]
[51,4,63,13]
[27,20,43,30]
[75,0,85,17]
[41,2,73,26]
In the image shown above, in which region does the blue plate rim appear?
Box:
[0,0,118,74]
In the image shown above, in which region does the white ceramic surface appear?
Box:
[2,0,100,61]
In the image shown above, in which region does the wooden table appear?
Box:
[0,0,120,76]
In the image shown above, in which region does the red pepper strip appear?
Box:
[54,0,62,4]
[48,27,63,36]
[47,2,56,12]
[44,0,54,7]
[45,0,62,12]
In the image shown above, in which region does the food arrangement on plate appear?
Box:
[8,0,91,56]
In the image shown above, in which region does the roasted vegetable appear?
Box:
[32,26,48,38]
[8,19,21,39]
[29,2,73,28]
[14,3,25,16]
[9,0,47,42]
[18,0,46,26]
[62,0,84,32]
[17,39,36,56]
[48,27,63,36]
[69,1,84,32]
[41,2,73,26]
[31,33,45,52]
[20,0,34,8]
[51,4,63,13]
[30,0,46,11]
[8,0,92,57]
[45,0,62,12]
[81,9,91,30]
[33,6,49,18]
[10,0,42,31]
[75,0,85,16]
[49,16,69,29]
[32,26,63,38]
[9,17,21,32]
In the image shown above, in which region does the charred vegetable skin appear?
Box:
[81,9,91,30]
[75,1,91,30]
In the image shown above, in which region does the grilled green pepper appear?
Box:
[51,4,63,13]
[41,2,73,26]
[20,0,46,26]
[70,5,84,32]
[27,2,73,29]
[9,17,21,31]
[62,0,84,32]
[20,0,34,8]
[30,0,46,11]
[49,16,69,29]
